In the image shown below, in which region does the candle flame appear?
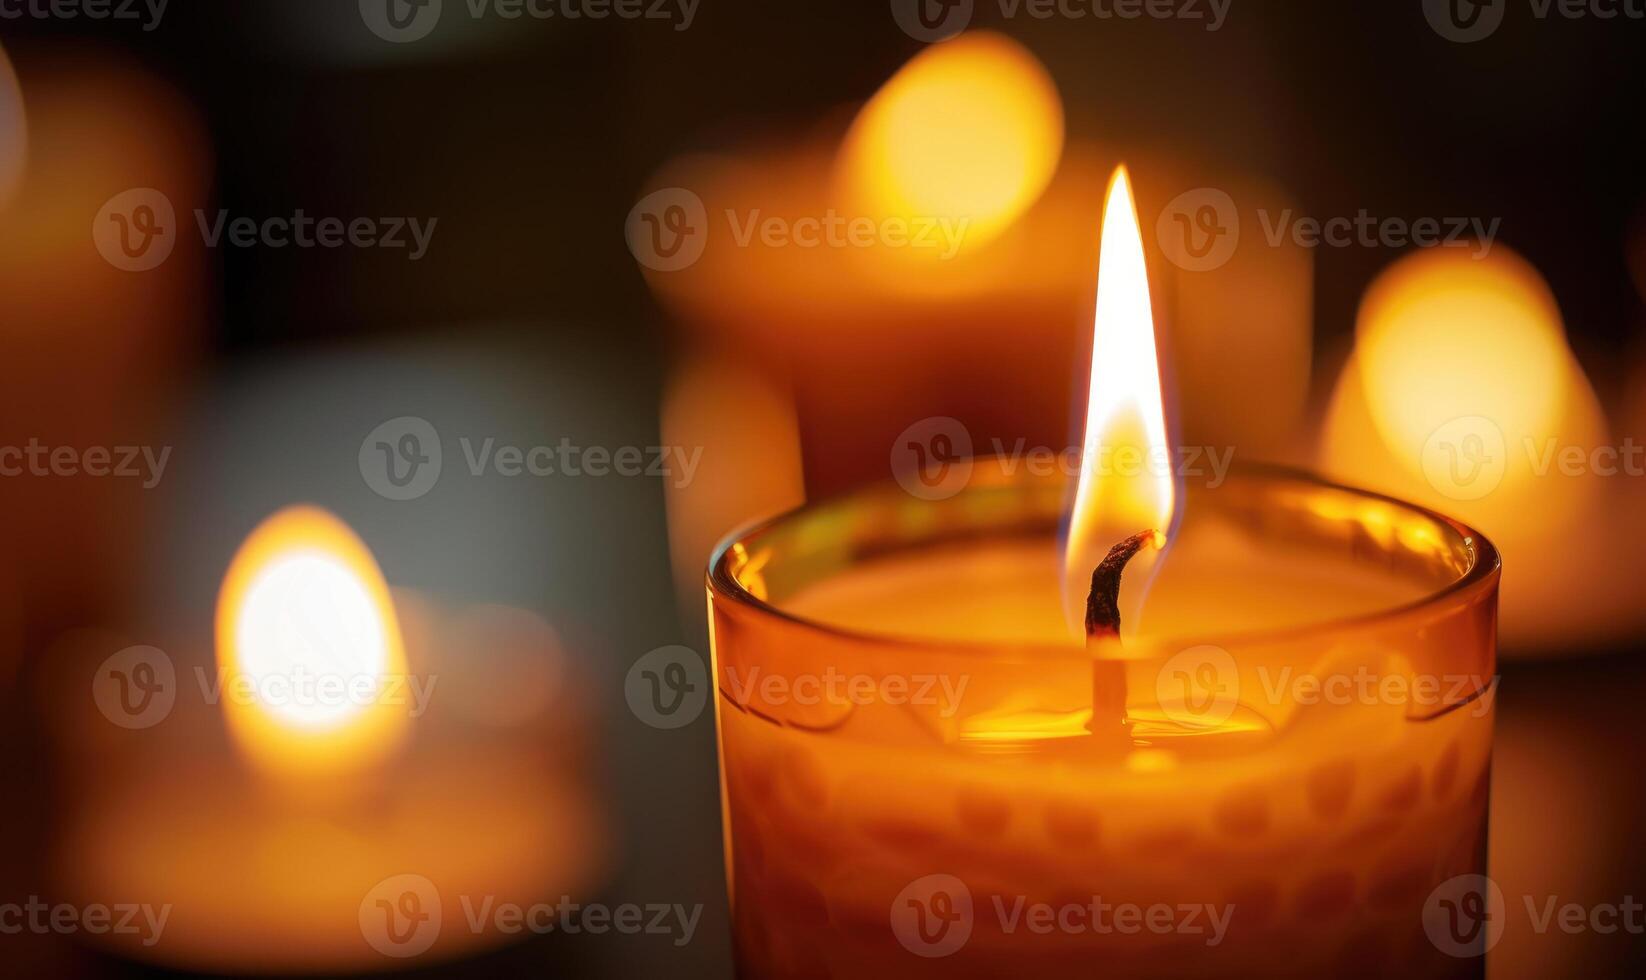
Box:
[215,506,409,776]
[837,31,1063,251]
[1062,166,1177,636]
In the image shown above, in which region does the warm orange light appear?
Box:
[836,31,1063,252]
[660,352,804,629]
[1319,246,1617,653]
[0,41,23,207]
[1062,166,1177,634]
[215,506,410,777]
[1355,248,1573,473]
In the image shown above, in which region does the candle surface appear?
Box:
[784,529,1434,647]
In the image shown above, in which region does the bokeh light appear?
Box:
[836,31,1064,252]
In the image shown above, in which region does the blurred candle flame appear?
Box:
[1062,166,1177,636]
[215,506,409,776]
[1355,249,1573,469]
[836,31,1063,253]
[1321,246,1621,653]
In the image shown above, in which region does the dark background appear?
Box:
[1,1,1644,977]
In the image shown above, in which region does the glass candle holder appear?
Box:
[708,464,1499,979]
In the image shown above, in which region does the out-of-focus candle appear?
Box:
[638,34,1312,498]
[637,33,1090,497]
[1318,246,1637,654]
[833,31,1064,264]
[0,52,208,636]
[54,508,604,973]
[216,507,412,778]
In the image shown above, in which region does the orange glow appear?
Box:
[661,352,804,629]
[215,506,410,776]
[0,41,23,207]
[836,31,1063,251]
[1320,246,1620,653]
[1355,248,1573,478]
[1062,166,1177,634]
[710,467,1497,977]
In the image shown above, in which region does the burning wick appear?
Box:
[1084,529,1165,741]
[1084,529,1165,641]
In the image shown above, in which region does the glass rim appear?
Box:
[707,461,1502,660]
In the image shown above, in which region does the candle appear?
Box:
[706,169,1498,977]
[0,52,207,637]
[53,507,604,972]
[638,32,1312,498]
[1318,246,1637,655]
